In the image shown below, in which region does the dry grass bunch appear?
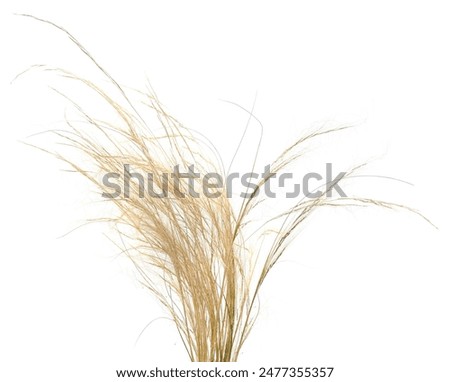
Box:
[19,15,434,362]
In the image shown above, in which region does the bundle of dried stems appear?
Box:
[19,15,434,362]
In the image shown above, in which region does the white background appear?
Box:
[1,1,449,381]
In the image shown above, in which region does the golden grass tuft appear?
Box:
[18,15,435,362]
